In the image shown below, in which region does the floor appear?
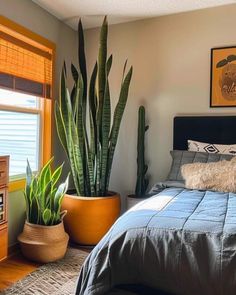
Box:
[0,253,41,291]
[0,244,91,292]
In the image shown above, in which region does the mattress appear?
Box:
[76,184,236,295]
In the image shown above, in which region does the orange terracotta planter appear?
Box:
[61,192,121,245]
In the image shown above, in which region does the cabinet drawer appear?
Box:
[0,190,6,224]
[0,225,8,261]
[0,160,7,187]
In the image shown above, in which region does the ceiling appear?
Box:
[32,0,236,29]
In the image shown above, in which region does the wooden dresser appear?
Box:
[0,156,9,262]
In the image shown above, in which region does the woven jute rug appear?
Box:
[1,247,89,295]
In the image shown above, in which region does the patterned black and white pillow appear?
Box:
[188,140,236,155]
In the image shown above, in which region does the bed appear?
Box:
[76,116,236,295]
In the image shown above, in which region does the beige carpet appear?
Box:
[1,248,88,295]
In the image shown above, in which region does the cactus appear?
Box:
[55,17,133,197]
[135,106,149,198]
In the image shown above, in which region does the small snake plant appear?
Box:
[24,158,69,226]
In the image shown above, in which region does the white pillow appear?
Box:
[188,140,236,155]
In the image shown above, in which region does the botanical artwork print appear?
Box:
[211,47,236,107]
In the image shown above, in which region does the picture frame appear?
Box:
[210,46,236,107]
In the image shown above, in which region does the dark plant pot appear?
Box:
[127,194,147,210]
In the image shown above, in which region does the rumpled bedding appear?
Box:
[76,182,236,295]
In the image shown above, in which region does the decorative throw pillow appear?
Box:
[181,157,236,193]
[188,140,236,155]
[167,150,233,182]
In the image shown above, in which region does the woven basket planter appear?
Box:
[18,220,69,263]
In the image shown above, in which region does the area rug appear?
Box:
[1,247,89,295]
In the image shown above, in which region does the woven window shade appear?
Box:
[0,26,53,99]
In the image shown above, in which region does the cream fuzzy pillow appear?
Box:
[181,157,236,193]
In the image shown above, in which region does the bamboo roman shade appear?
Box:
[0,25,53,99]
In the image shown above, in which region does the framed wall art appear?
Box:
[210,46,236,107]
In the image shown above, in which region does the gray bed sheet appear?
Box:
[76,183,236,295]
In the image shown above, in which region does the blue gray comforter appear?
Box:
[76,185,236,295]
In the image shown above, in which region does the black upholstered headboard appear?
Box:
[173,116,236,150]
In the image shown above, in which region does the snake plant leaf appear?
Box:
[78,19,87,121]
[122,60,128,82]
[96,143,102,194]
[55,102,68,154]
[216,59,228,68]
[44,166,51,188]
[89,63,98,115]
[79,70,91,195]
[23,192,30,221]
[50,187,57,212]
[97,16,108,139]
[70,68,80,122]
[49,212,55,225]
[107,54,113,76]
[44,179,52,199]
[71,84,76,101]
[30,177,38,203]
[100,80,111,194]
[63,61,67,78]
[99,56,113,194]
[51,163,64,187]
[58,175,69,208]
[71,63,79,83]
[72,81,80,123]
[75,74,87,194]
[39,158,53,188]
[29,195,40,224]
[58,81,82,195]
[59,68,67,116]
[25,159,32,200]
[54,175,69,215]
[42,208,52,225]
[42,179,52,211]
[57,70,71,153]
[106,66,133,191]
[65,87,84,195]
[89,62,98,162]
[85,149,95,195]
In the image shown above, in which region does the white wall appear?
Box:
[0,0,77,245]
[84,4,236,208]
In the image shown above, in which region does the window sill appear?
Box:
[9,178,25,192]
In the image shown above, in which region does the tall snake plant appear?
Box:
[55,17,133,197]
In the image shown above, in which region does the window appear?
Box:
[0,89,40,177]
[0,16,55,191]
